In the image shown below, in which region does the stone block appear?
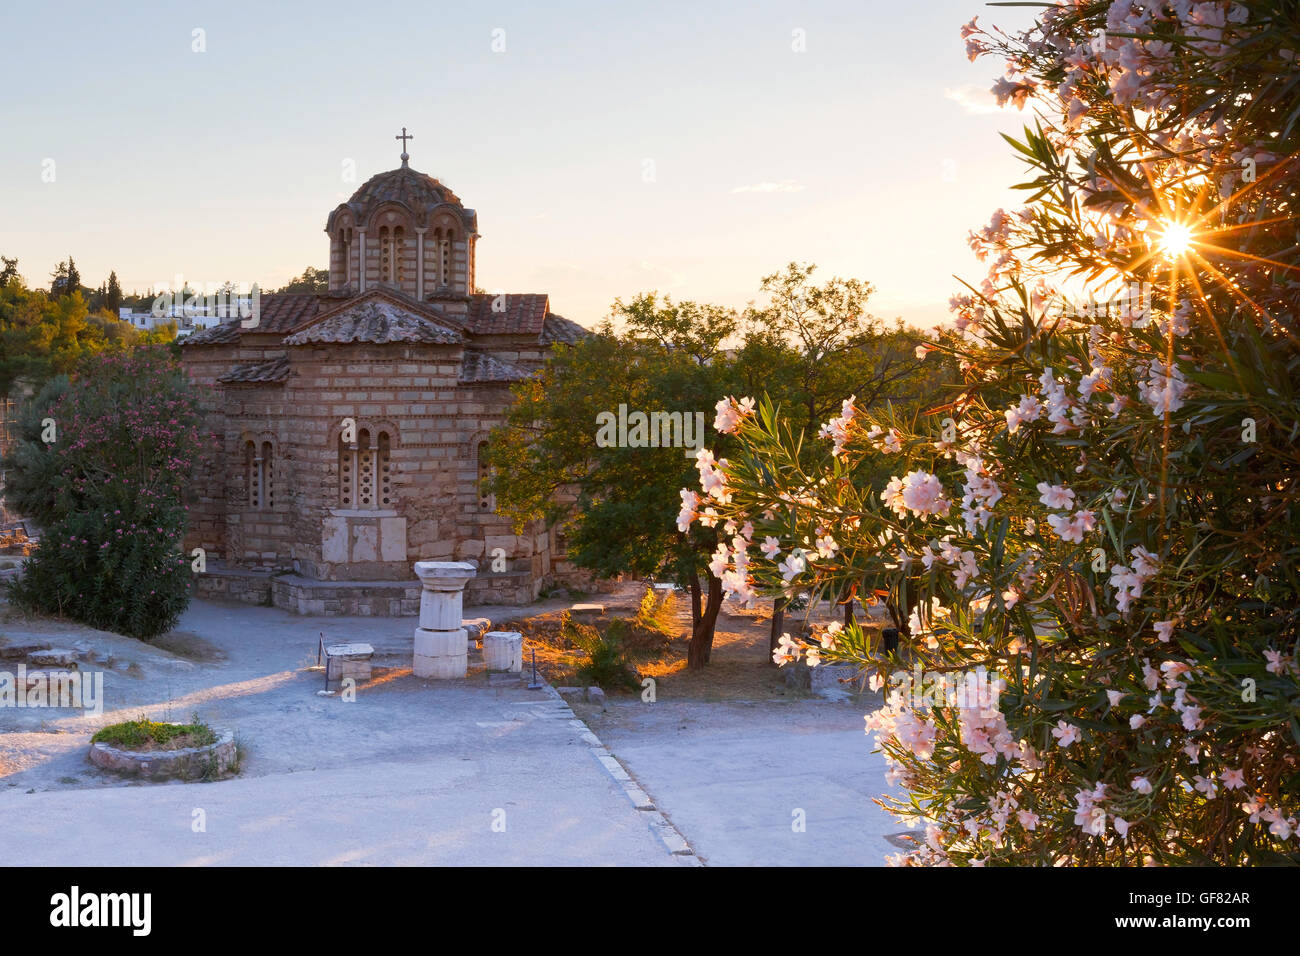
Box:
[413,652,467,679]
[0,640,51,661]
[351,524,378,562]
[379,516,407,562]
[414,627,467,658]
[321,517,348,563]
[483,631,523,672]
[456,539,486,559]
[331,658,372,681]
[571,603,605,621]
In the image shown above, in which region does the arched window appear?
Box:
[339,434,355,508]
[393,226,404,285]
[439,236,451,288]
[340,429,396,510]
[339,227,353,285]
[478,441,495,512]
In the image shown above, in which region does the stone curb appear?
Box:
[535,683,701,866]
[88,728,237,780]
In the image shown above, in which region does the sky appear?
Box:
[0,0,1041,330]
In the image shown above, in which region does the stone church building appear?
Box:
[182,149,587,614]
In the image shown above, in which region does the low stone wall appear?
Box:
[195,566,576,616]
[271,574,421,617]
[89,728,237,780]
[194,567,275,606]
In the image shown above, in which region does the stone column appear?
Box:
[413,560,476,679]
[357,229,367,292]
[415,228,426,299]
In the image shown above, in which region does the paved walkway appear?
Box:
[1,598,900,866]
[585,697,905,866]
[0,601,675,866]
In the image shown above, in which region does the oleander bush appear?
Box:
[5,348,203,640]
[678,1,1300,864]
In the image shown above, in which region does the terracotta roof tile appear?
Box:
[180,293,323,347]
[217,356,292,385]
[181,321,241,346]
[459,351,530,384]
[540,313,590,345]
[466,293,550,336]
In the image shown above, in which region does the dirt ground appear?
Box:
[499,582,881,701]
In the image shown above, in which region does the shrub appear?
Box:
[92,714,216,750]
[5,348,204,640]
[561,613,641,691]
[680,4,1300,864]
[632,586,677,637]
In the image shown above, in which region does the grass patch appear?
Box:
[92,714,217,752]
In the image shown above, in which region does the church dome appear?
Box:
[328,163,475,236]
[324,140,479,299]
[347,166,462,211]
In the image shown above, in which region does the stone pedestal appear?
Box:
[483,631,523,673]
[413,561,477,679]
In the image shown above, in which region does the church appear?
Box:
[182,136,588,614]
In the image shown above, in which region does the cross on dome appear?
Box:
[395,127,414,167]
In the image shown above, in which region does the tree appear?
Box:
[488,278,943,670]
[0,271,150,403]
[50,257,80,299]
[272,267,329,294]
[488,297,741,668]
[0,257,19,287]
[105,271,123,313]
[735,263,951,657]
[687,3,1300,864]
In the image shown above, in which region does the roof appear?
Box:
[181,293,322,346]
[540,313,589,345]
[283,297,463,346]
[347,166,461,209]
[217,356,292,385]
[459,351,530,384]
[466,293,550,336]
[327,165,477,234]
[181,291,589,346]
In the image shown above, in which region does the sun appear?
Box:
[1158,221,1194,258]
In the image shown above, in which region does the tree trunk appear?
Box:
[768,595,787,667]
[687,574,724,669]
[689,575,702,631]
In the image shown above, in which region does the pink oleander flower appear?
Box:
[1036,481,1075,509]
[1005,395,1043,433]
[1221,768,1246,791]
[713,395,756,434]
[1051,720,1081,748]
[772,632,802,666]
